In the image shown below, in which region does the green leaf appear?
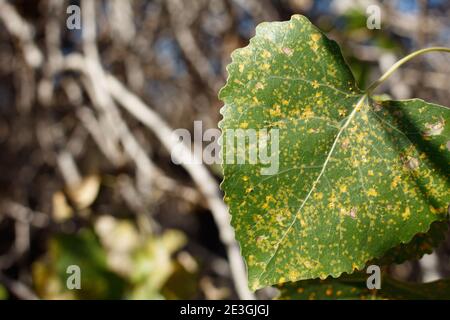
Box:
[33,229,127,299]
[277,274,450,300]
[127,230,187,299]
[374,220,449,265]
[219,15,450,290]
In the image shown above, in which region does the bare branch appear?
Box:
[0,0,43,68]
[105,74,255,300]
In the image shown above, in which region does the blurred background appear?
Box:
[0,0,449,300]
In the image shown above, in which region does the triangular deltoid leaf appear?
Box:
[219,15,450,290]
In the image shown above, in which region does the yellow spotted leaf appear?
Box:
[219,15,450,290]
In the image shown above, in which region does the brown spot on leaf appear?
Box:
[423,118,445,137]
[406,157,420,170]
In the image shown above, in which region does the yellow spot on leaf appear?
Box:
[240,122,249,129]
[429,206,440,214]
[402,207,411,220]
[270,104,282,117]
[261,50,272,59]
[311,33,321,42]
[248,255,256,266]
[288,270,299,281]
[311,80,320,89]
[314,192,323,200]
[300,219,307,227]
[301,106,315,119]
[391,175,401,189]
[356,132,365,143]
[255,82,264,90]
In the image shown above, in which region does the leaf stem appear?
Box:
[366,47,450,95]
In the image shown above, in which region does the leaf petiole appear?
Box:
[366,47,450,95]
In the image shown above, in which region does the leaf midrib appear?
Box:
[256,93,368,285]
